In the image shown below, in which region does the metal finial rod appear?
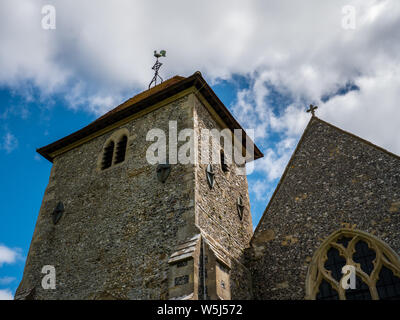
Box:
[148,50,166,89]
[307,104,318,116]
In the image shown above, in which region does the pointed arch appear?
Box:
[305,228,400,300]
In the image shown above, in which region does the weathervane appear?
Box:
[307,104,318,116]
[148,50,166,89]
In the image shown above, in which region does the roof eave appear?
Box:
[191,72,263,160]
[37,72,263,162]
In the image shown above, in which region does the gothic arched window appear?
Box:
[101,141,114,170]
[306,229,400,300]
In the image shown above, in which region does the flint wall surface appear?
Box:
[17,95,196,299]
[193,95,254,299]
[249,117,400,299]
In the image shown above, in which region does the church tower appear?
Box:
[15,72,263,300]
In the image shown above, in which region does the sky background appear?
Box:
[1,0,399,300]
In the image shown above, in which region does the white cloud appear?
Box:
[0,244,22,266]
[1,132,18,154]
[0,2,381,95]
[0,289,14,300]
[253,137,296,182]
[1,0,400,209]
[64,81,122,116]
[320,63,400,154]
[250,179,270,201]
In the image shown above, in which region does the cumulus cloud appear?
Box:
[1,0,399,207]
[0,1,398,122]
[250,179,271,202]
[0,246,20,301]
[1,132,19,154]
[0,245,22,266]
[0,289,14,300]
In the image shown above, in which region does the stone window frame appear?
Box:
[305,228,400,300]
[97,128,130,171]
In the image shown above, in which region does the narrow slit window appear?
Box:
[220,150,229,172]
[101,141,114,170]
[114,135,128,164]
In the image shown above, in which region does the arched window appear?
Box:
[114,135,127,164]
[101,141,114,170]
[306,229,400,300]
[99,130,129,171]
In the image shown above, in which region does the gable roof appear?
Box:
[252,116,400,238]
[37,71,263,162]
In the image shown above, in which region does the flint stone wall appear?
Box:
[17,95,196,299]
[193,95,253,299]
[249,117,400,299]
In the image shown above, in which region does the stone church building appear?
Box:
[15,72,400,300]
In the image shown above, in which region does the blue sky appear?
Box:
[1,0,400,300]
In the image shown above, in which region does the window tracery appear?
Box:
[306,229,400,300]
